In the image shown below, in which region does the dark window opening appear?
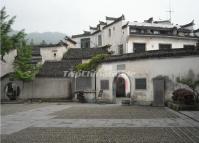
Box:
[81,38,90,48]
[159,44,172,50]
[184,45,195,49]
[98,35,102,46]
[54,53,56,57]
[100,80,109,90]
[159,30,169,35]
[118,44,123,55]
[135,78,146,90]
[117,64,126,70]
[108,29,111,37]
[133,43,146,53]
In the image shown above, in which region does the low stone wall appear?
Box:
[1,77,72,100]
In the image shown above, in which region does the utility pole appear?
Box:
[166,0,174,23]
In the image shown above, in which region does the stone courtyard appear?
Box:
[1,103,199,143]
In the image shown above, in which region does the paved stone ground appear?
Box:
[52,105,179,119]
[1,103,58,116]
[1,103,199,143]
[180,111,199,122]
[1,127,199,143]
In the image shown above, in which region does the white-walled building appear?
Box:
[0,49,17,78]
[71,16,199,55]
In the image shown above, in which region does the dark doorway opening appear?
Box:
[116,77,126,97]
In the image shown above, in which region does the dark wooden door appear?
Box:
[116,77,125,97]
[153,79,165,106]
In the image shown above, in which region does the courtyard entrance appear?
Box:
[113,73,131,103]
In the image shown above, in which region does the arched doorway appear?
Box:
[116,77,125,97]
[113,73,131,101]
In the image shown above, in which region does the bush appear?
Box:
[5,82,20,100]
[77,91,86,103]
[172,88,194,105]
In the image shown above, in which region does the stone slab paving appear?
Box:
[1,127,199,143]
[0,103,57,116]
[33,118,199,128]
[180,111,199,122]
[1,103,199,142]
[52,105,179,119]
[1,105,71,134]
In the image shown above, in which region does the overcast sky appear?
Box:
[1,0,199,35]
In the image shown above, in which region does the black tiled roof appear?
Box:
[32,47,41,56]
[63,46,109,60]
[154,20,171,24]
[181,20,194,28]
[129,25,174,31]
[178,28,192,33]
[194,29,199,33]
[33,41,68,48]
[65,36,77,44]
[103,15,125,29]
[102,48,199,63]
[37,60,81,77]
[71,33,91,38]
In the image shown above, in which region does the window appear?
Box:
[81,38,90,48]
[135,78,146,90]
[117,64,126,70]
[53,53,56,57]
[98,35,102,46]
[184,45,195,49]
[133,43,146,53]
[159,44,172,50]
[100,80,109,90]
[130,29,137,33]
[118,44,123,55]
[154,31,160,34]
[108,29,111,37]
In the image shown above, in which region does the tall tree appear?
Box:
[0,7,25,61]
[14,41,40,81]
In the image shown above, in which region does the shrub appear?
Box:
[172,88,194,105]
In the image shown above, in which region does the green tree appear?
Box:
[176,70,199,103]
[0,7,25,61]
[14,41,40,81]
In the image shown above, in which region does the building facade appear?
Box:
[71,16,199,55]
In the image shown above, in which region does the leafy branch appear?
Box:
[75,54,109,71]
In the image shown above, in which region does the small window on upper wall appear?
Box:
[100,80,109,90]
[135,78,146,90]
[108,29,111,37]
[117,64,126,70]
[54,53,56,57]
[159,44,172,50]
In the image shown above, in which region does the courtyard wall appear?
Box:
[96,55,199,105]
[1,77,72,100]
